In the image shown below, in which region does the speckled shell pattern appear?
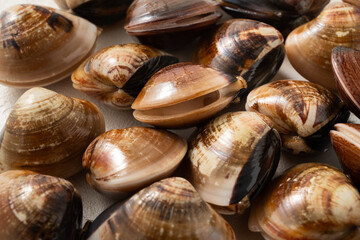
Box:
[131,63,247,128]
[0,4,99,87]
[331,123,360,188]
[249,163,360,240]
[246,80,349,153]
[86,177,235,240]
[72,43,178,109]
[286,2,360,91]
[0,87,105,178]
[83,127,187,197]
[194,19,285,93]
[0,170,82,240]
[188,111,281,214]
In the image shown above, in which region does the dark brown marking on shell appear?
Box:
[0,11,20,51]
[32,5,73,33]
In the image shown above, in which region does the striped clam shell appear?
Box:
[246,80,349,154]
[249,163,360,240]
[194,18,285,93]
[86,177,235,240]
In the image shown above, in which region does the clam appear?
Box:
[0,87,105,178]
[85,177,235,240]
[286,2,360,91]
[124,0,221,50]
[0,170,82,240]
[332,46,360,119]
[331,123,360,188]
[54,0,133,24]
[83,127,187,198]
[0,4,99,88]
[187,111,281,214]
[194,18,285,93]
[72,43,179,109]
[217,0,329,37]
[246,80,350,154]
[249,163,360,240]
[131,63,247,128]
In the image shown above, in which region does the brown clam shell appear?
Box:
[0,4,99,87]
[249,163,360,240]
[285,2,360,91]
[83,127,187,197]
[72,43,178,109]
[0,87,105,178]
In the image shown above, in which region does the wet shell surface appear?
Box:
[0,87,105,178]
[83,127,187,197]
[194,18,285,93]
[0,4,99,87]
[332,46,360,119]
[246,80,349,154]
[86,177,235,240]
[285,2,360,91]
[0,170,82,240]
[131,63,247,128]
[187,111,281,214]
[249,163,360,240]
[72,43,178,109]
[331,123,360,188]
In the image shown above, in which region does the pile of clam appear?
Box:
[0,0,360,239]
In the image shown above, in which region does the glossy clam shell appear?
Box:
[86,177,235,240]
[219,0,329,37]
[0,4,99,87]
[0,170,82,240]
[249,163,360,240]
[194,18,285,93]
[188,111,281,214]
[246,80,349,153]
[331,123,360,188]
[83,127,187,197]
[72,43,178,109]
[332,46,360,119]
[0,87,105,178]
[132,63,247,128]
[286,2,360,91]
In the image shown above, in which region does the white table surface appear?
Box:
[0,0,350,239]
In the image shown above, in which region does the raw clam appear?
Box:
[72,43,179,109]
[0,4,99,87]
[187,111,281,214]
[331,123,360,188]
[124,0,221,50]
[194,18,285,93]
[83,127,187,198]
[54,0,133,24]
[85,177,235,240]
[249,163,360,240]
[218,0,329,37]
[0,170,82,240]
[246,80,350,154]
[332,46,360,119]
[0,87,105,178]
[131,63,247,128]
[286,2,360,91]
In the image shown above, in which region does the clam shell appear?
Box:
[285,2,360,91]
[188,111,281,214]
[0,170,82,240]
[72,43,178,109]
[194,18,285,93]
[132,63,247,128]
[0,4,99,87]
[331,123,360,188]
[249,163,360,240]
[0,87,105,178]
[83,127,187,197]
[86,177,235,240]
